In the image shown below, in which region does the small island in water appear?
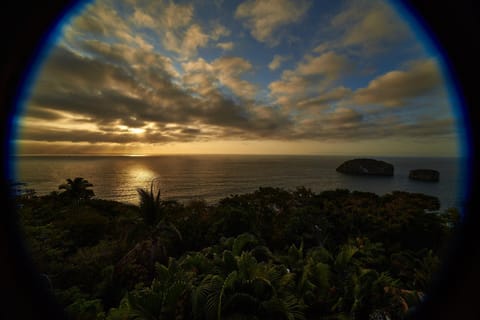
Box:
[409,169,440,182]
[336,158,394,176]
[14,177,459,320]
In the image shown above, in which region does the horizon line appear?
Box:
[13,153,463,158]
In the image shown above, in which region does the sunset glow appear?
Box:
[15,0,463,156]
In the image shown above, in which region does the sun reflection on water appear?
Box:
[127,166,157,188]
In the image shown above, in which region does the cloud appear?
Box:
[211,24,231,40]
[21,119,256,145]
[161,2,194,29]
[216,41,234,51]
[268,54,289,71]
[67,1,216,59]
[131,3,230,59]
[65,1,154,52]
[289,110,455,142]
[329,107,363,124]
[22,44,292,147]
[330,0,410,54]
[235,0,310,45]
[309,0,411,57]
[132,8,156,28]
[353,59,443,107]
[296,52,350,78]
[23,107,64,121]
[182,56,257,100]
[65,2,120,38]
[163,24,209,58]
[213,56,257,99]
[296,86,352,110]
[389,118,456,138]
[131,1,194,30]
[182,24,210,55]
[29,45,188,124]
[269,51,351,105]
[159,20,230,58]
[131,2,226,58]
[87,40,179,78]
[17,0,456,155]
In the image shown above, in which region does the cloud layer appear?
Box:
[17,0,458,155]
[235,0,311,45]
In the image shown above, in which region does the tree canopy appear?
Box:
[16,180,459,319]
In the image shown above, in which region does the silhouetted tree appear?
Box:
[136,178,182,262]
[59,177,95,202]
[137,178,163,226]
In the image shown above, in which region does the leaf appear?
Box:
[223,250,237,272]
[232,233,258,256]
[163,281,187,313]
[154,263,169,282]
[262,295,306,320]
[218,271,238,320]
[334,245,359,270]
[236,252,258,280]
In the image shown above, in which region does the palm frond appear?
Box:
[334,245,359,271]
[222,292,260,316]
[236,252,258,280]
[262,295,306,320]
[163,280,188,312]
[232,233,258,256]
[218,271,238,320]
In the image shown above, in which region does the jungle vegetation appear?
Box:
[15,178,460,319]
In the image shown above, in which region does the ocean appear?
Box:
[14,155,467,210]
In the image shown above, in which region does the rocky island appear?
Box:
[336,158,394,176]
[409,169,440,182]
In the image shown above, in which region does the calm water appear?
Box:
[14,155,466,210]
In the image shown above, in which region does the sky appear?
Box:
[15,0,462,156]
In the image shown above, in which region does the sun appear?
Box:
[117,124,146,135]
[128,127,146,134]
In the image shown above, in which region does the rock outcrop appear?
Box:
[409,169,439,182]
[336,159,394,176]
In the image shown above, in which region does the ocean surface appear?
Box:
[14,155,467,210]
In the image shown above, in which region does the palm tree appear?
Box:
[126,259,192,319]
[137,178,163,226]
[193,247,305,320]
[137,178,181,237]
[58,177,95,202]
[136,179,182,267]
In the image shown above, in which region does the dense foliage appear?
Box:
[16,179,460,319]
